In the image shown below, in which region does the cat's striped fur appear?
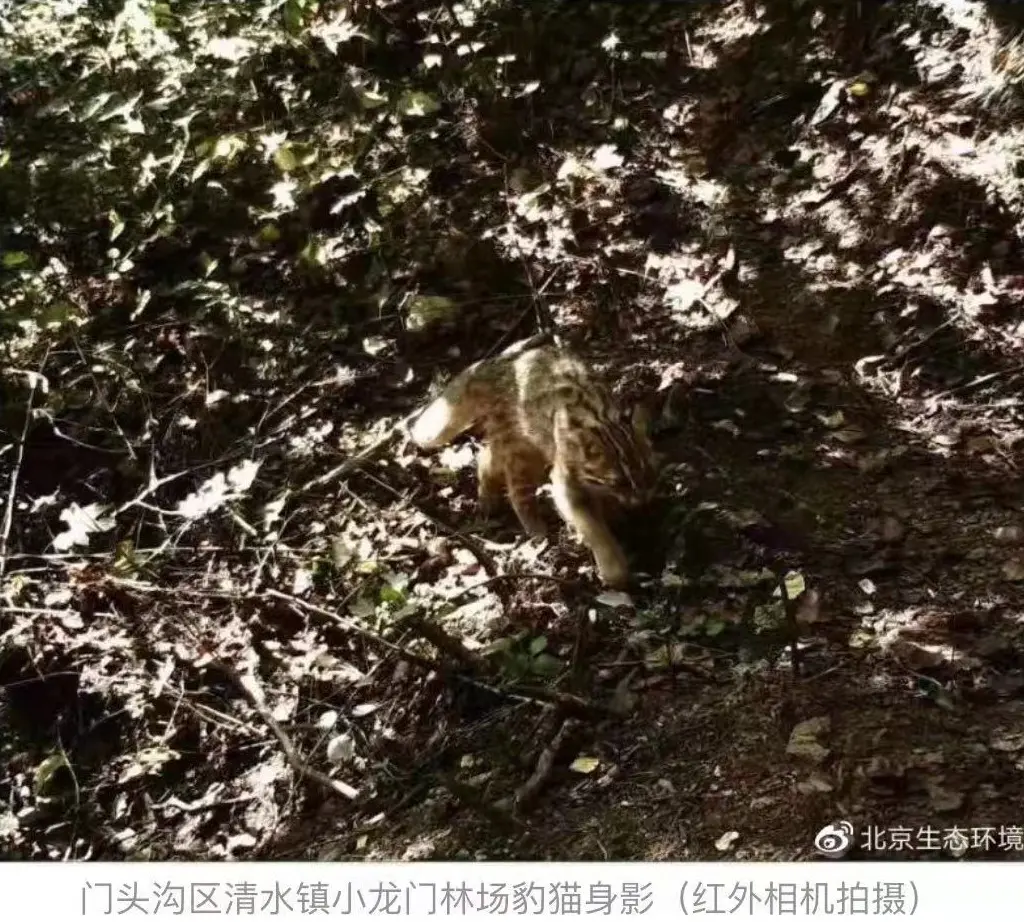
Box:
[410,340,657,588]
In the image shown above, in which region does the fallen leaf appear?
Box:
[966,435,998,455]
[787,716,831,764]
[832,426,866,444]
[609,676,637,716]
[818,410,845,429]
[327,734,356,763]
[946,136,975,157]
[664,279,705,312]
[784,570,806,600]
[887,638,945,670]
[595,590,634,608]
[994,526,1023,545]
[990,733,1024,753]
[796,772,835,794]
[880,517,905,543]
[570,756,600,774]
[810,80,843,125]
[715,830,740,851]
[590,144,623,171]
[927,783,964,813]
[1003,559,1024,582]
[796,588,823,624]
[225,832,257,853]
[406,294,460,332]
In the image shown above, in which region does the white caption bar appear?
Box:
[0,861,1018,920]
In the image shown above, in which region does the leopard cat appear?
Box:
[409,338,659,588]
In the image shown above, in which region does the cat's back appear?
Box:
[513,344,616,437]
[449,342,597,417]
[409,343,533,448]
[410,341,613,450]
[512,343,594,394]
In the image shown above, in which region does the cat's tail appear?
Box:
[408,364,483,449]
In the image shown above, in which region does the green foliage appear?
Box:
[0,0,521,593]
[0,0,506,373]
[486,632,564,681]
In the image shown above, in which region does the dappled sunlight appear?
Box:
[4,0,1024,863]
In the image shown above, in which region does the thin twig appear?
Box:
[440,774,524,832]
[777,571,802,679]
[267,593,602,718]
[1,361,46,582]
[291,403,502,578]
[506,684,613,720]
[70,334,137,461]
[297,414,416,495]
[351,466,501,577]
[264,588,437,669]
[212,656,359,800]
[405,614,485,669]
[512,716,580,813]
[439,571,578,609]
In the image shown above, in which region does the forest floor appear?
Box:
[4,0,1024,862]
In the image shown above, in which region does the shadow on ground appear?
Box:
[4,0,1024,862]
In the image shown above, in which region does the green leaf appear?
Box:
[211,135,245,160]
[2,251,30,269]
[570,756,600,774]
[715,567,774,588]
[357,88,388,110]
[531,653,563,677]
[398,90,440,117]
[273,144,298,173]
[784,570,806,599]
[34,752,70,794]
[109,210,125,242]
[112,540,140,577]
[679,614,704,637]
[151,2,173,26]
[256,224,282,246]
[529,635,548,655]
[299,238,324,266]
[378,584,406,605]
[753,601,784,632]
[311,557,334,578]
[283,0,310,33]
[704,617,726,637]
[38,302,78,328]
[406,295,458,332]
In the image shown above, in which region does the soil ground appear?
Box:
[4,0,1024,863]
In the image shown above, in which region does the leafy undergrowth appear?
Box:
[3,0,1024,862]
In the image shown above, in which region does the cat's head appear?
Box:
[556,398,661,506]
